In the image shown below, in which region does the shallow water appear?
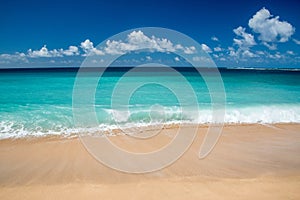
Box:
[0,67,299,138]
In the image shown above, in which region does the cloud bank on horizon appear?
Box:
[0,7,299,68]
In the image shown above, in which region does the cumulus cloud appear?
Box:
[227,7,297,62]
[104,40,132,55]
[103,30,197,55]
[267,52,283,59]
[80,39,104,56]
[104,31,175,54]
[201,43,212,53]
[211,36,219,41]
[230,26,257,59]
[62,46,79,56]
[0,42,84,65]
[192,56,212,63]
[242,50,257,58]
[1,31,201,66]
[0,52,28,64]
[27,45,63,58]
[229,49,237,57]
[27,45,80,58]
[174,44,196,54]
[213,47,222,52]
[262,42,277,50]
[248,7,295,44]
[233,26,256,48]
[182,46,196,54]
[256,51,265,55]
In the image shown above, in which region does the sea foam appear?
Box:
[1,104,299,139]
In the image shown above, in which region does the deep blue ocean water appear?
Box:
[0,68,299,138]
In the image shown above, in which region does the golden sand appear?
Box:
[0,124,299,199]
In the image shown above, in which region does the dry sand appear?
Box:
[0,123,299,199]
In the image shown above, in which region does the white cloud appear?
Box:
[62,46,79,56]
[80,39,94,50]
[104,31,176,54]
[230,26,257,59]
[242,50,257,58]
[233,26,256,48]
[183,46,196,54]
[229,48,258,59]
[229,48,237,57]
[104,30,196,55]
[0,32,200,66]
[27,45,63,58]
[211,36,219,41]
[1,43,82,65]
[256,51,265,55]
[192,56,211,62]
[1,31,200,66]
[262,42,277,50]
[286,50,294,55]
[248,7,295,44]
[269,52,282,59]
[27,45,80,58]
[80,39,104,56]
[260,51,284,60]
[0,52,28,63]
[228,7,296,61]
[174,56,180,61]
[104,40,135,55]
[228,47,234,51]
[213,47,222,52]
[293,39,300,45]
[90,59,104,64]
[201,43,212,53]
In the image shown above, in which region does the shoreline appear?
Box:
[0,123,299,199]
[1,122,299,141]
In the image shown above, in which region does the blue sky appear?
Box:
[0,0,300,68]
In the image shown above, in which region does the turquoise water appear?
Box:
[0,68,299,138]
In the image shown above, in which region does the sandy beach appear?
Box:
[0,123,299,199]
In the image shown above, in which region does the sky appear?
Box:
[0,0,300,68]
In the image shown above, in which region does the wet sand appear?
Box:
[0,124,299,199]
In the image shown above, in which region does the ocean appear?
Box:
[0,67,299,139]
